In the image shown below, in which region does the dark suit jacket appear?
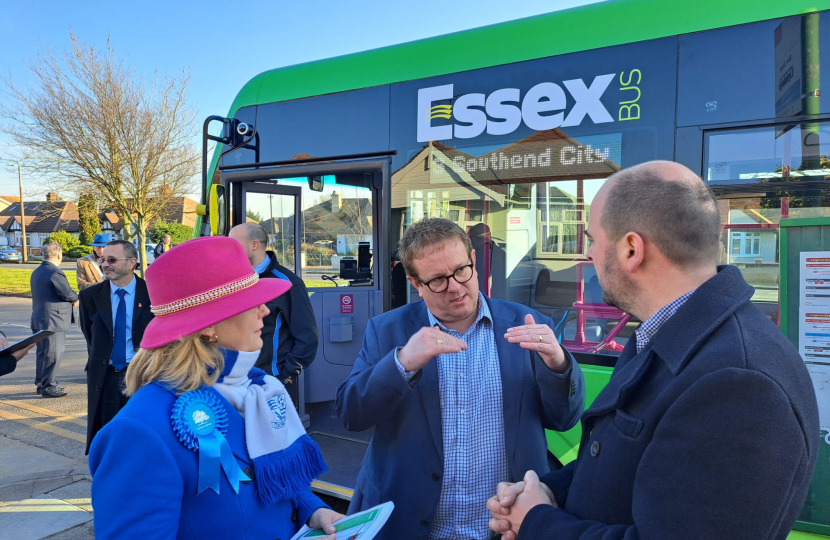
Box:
[255,252,318,379]
[30,261,78,332]
[335,297,585,540]
[520,266,820,540]
[79,277,153,453]
[0,354,17,377]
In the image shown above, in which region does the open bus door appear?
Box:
[199,122,394,500]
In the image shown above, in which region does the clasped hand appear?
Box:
[487,471,556,540]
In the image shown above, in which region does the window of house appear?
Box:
[705,120,830,320]
[730,231,761,256]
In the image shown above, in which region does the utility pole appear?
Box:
[17,164,27,262]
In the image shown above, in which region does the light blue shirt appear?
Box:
[396,292,508,540]
[253,256,270,275]
[110,276,137,365]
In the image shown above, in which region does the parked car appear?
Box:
[136,243,155,265]
[0,247,22,263]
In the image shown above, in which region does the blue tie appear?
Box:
[112,289,127,371]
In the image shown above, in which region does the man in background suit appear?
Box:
[76,233,110,291]
[79,240,153,453]
[30,242,78,398]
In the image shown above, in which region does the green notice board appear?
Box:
[781,217,830,536]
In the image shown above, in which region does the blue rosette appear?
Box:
[171,389,250,496]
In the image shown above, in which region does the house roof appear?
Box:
[162,197,199,228]
[303,196,372,240]
[0,195,201,235]
[390,130,619,210]
[0,201,78,234]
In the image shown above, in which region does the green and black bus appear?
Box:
[197,0,830,536]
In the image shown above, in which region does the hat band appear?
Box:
[151,273,259,317]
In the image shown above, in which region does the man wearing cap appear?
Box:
[77,233,110,291]
[228,223,318,407]
[79,240,153,452]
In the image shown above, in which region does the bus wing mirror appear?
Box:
[210,184,229,236]
[196,184,229,237]
[308,175,324,192]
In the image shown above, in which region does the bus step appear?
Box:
[311,480,354,501]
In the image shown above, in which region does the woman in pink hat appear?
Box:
[88,236,343,540]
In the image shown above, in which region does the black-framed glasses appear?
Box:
[419,262,474,293]
[101,257,133,265]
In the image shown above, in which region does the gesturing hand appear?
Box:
[307,508,346,540]
[504,314,568,372]
[396,326,467,373]
[487,470,556,540]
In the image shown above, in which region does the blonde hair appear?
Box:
[125,333,224,396]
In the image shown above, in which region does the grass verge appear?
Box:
[0,267,79,297]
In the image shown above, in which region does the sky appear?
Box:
[0,0,603,200]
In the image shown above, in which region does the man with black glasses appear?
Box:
[79,240,153,453]
[336,218,584,540]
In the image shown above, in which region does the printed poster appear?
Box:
[797,252,830,525]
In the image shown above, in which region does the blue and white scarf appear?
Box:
[213,348,327,504]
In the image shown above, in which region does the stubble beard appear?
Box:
[600,250,638,316]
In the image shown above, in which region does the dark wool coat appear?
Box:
[520,265,820,540]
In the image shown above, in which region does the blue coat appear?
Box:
[335,297,585,540]
[89,382,327,540]
[520,266,820,540]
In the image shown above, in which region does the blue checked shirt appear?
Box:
[634,290,695,353]
[396,292,508,540]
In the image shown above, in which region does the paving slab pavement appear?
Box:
[0,494,92,540]
[2,296,94,538]
[0,436,93,538]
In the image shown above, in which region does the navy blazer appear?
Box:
[520,266,820,540]
[89,383,327,540]
[336,297,585,540]
[30,261,78,332]
[79,277,154,452]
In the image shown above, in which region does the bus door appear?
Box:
[222,158,390,497]
[236,182,311,422]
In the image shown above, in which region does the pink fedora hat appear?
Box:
[140,236,291,349]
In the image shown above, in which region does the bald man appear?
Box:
[489,161,819,540]
[228,223,318,406]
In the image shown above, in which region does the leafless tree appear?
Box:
[1,33,199,275]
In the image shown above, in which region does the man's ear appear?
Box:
[622,232,645,274]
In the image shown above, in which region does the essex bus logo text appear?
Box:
[417,71,641,143]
